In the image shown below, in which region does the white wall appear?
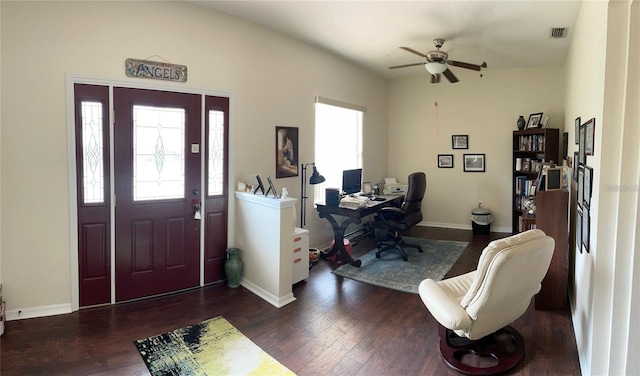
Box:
[0,1,388,317]
[388,67,565,232]
[564,0,640,374]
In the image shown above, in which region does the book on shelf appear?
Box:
[517,135,546,151]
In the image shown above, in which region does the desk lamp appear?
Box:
[300,163,325,228]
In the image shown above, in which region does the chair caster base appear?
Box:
[438,325,525,375]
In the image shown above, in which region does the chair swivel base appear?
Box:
[375,241,423,261]
[438,325,525,375]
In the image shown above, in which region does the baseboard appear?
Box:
[419,221,512,234]
[6,303,72,321]
[240,279,296,308]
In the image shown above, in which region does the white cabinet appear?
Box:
[292,228,309,284]
[235,192,297,308]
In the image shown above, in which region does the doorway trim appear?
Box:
[66,74,236,312]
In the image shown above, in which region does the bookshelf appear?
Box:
[512,128,560,233]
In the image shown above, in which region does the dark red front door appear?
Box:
[113,87,201,301]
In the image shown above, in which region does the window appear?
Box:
[314,97,364,203]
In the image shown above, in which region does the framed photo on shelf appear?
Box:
[463,153,485,172]
[275,126,299,178]
[584,118,596,155]
[526,112,543,129]
[451,135,468,149]
[582,205,590,253]
[583,165,593,208]
[545,167,562,191]
[575,117,581,144]
[437,154,454,168]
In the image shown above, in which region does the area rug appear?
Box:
[332,237,468,294]
[134,316,295,376]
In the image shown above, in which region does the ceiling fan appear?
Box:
[389,38,487,83]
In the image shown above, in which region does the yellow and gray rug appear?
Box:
[134,316,295,376]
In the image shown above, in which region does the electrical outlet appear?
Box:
[478,201,482,207]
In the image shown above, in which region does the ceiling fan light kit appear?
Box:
[390,38,487,83]
[425,62,447,75]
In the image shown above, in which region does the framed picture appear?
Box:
[526,112,543,129]
[575,117,581,144]
[463,153,485,172]
[576,208,583,254]
[583,165,593,208]
[275,126,299,178]
[584,118,596,155]
[545,168,562,191]
[579,124,586,165]
[577,166,584,209]
[562,132,568,160]
[582,205,590,253]
[362,181,372,195]
[573,152,579,181]
[451,135,468,149]
[437,154,454,168]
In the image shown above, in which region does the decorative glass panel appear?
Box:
[133,105,185,201]
[208,110,224,196]
[81,101,105,204]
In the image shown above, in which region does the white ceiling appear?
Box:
[190,0,582,79]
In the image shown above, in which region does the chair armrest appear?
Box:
[418,279,472,331]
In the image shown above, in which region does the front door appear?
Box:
[113,87,201,301]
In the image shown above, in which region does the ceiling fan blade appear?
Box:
[448,60,486,71]
[442,69,459,83]
[431,74,441,84]
[400,46,427,58]
[388,62,424,69]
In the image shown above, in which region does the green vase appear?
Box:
[224,248,243,288]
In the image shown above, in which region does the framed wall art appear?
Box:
[582,205,590,253]
[575,117,581,144]
[463,153,485,172]
[576,208,583,254]
[437,154,454,168]
[584,118,596,155]
[275,126,299,178]
[583,165,593,208]
[452,135,468,149]
[579,124,586,165]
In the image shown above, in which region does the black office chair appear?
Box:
[372,172,426,261]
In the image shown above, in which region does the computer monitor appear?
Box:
[342,168,362,195]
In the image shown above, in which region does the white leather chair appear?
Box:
[418,229,554,375]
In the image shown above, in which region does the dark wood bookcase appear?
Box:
[512,128,560,233]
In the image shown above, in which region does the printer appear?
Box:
[382,177,407,195]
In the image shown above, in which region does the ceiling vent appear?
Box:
[550,27,568,39]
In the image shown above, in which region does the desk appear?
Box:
[315,194,404,267]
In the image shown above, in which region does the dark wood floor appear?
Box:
[1,227,581,375]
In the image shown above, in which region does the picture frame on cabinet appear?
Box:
[584,118,596,156]
[451,135,469,149]
[526,112,543,129]
[463,153,485,172]
[582,205,590,253]
[437,154,454,168]
[575,117,581,144]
